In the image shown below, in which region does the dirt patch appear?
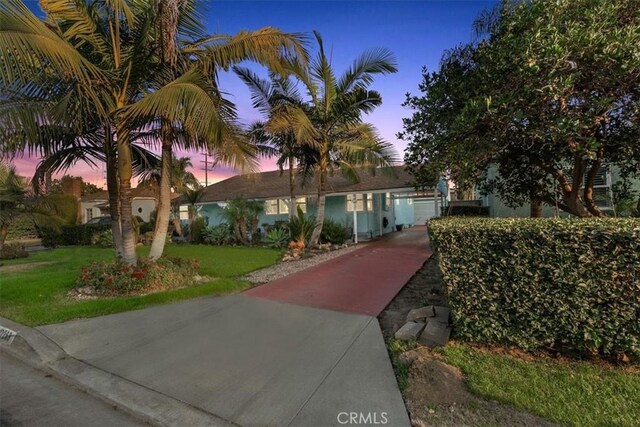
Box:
[0,262,53,274]
[379,257,558,427]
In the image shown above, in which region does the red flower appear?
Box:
[131,271,146,280]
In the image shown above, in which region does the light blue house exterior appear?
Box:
[189,166,448,239]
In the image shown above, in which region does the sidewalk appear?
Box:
[1,228,431,426]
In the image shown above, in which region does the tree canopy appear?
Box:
[401,0,640,217]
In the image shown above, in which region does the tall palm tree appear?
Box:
[1,0,306,264]
[266,32,399,245]
[235,67,306,218]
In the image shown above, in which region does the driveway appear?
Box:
[37,227,431,426]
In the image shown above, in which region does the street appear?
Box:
[0,352,144,427]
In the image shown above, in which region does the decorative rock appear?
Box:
[406,306,436,322]
[394,321,426,341]
[418,320,452,348]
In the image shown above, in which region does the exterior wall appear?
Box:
[132,198,156,222]
[80,201,105,223]
[393,197,415,227]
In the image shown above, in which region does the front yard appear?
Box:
[0,245,281,326]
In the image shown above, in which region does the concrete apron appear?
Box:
[34,295,410,427]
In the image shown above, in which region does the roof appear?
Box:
[197,166,424,203]
[80,186,180,203]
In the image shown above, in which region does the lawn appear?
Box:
[439,343,640,427]
[0,245,281,326]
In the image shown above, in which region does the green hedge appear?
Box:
[428,217,640,360]
[40,224,110,248]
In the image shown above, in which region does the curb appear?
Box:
[0,316,235,427]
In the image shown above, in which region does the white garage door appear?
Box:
[414,199,437,225]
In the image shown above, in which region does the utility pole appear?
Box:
[200,151,218,187]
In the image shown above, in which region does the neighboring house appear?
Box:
[481,164,640,217]
[80,186,179,223]
[189,166,448,238]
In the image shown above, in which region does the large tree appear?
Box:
[401,0,640,217]
[266,32,399,245]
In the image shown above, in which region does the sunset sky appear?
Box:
[16,0,495,188]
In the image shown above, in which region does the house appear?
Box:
[79,185,178,223]
[189,166,448,238]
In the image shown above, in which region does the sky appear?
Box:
[15,0,495,188]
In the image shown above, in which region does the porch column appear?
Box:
[352,193,358,244]
[434,191,439,217]
[378,194,383,236]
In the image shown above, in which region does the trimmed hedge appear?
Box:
[40,224,110,248]
[428,217,640,360]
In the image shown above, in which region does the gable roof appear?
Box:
[80,186,179,203]
[197,166,423,203]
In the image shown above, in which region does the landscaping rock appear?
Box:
[406,306,436,322]
[394,321,426,341]
[418,321,451,348]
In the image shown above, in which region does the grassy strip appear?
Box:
[0,245,281,326]
[439,343,640,427]
[387,338,418,391]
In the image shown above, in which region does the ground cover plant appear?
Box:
[0,245,280,326]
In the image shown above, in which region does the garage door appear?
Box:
[413,199,437,225]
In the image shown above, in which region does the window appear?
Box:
[265,198,293,215]
[347,193,373,212]
[86,208,93,221]
[179,205,189,220]
[384,192,392,210]
[296,198,307,213]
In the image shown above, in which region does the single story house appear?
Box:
[188,166,448,238]
[80,185,178,223]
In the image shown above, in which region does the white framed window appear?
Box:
[347,193,373,212]
[179,205,189,220]
[265,198,292,215]
[296,198,307,213]
[86,208,93,221]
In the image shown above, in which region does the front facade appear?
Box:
[192,166,448,238]
[79,186,166,223]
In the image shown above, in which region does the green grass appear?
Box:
[0,245,281,326]
[387,338,418,391]
[439,343,640,427]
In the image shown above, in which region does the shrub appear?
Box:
[320,219,349,244]
[0,243,28,260]
[202,223,234,245]
[190,217,206,244]
[429,217,640,360]
[90,229,114,248]
[265,228,289,248]
[40,223,110,248]
[441,205,490,217]
[75,256,200,296]
[288,206,315,244]
[40,194,78,225]
[6,216,38,240]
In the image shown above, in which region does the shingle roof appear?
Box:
[80,186,179,202]
[198,166,425,203]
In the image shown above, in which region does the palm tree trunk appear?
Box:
[105,130,123,258]
[149,124,172,260]
[309,171,326,247]
[289,157,297,219]
[117,130,137,265]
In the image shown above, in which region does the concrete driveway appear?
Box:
[36,228,431,426]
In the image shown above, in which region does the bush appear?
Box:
[41,194,78,225]
[90,229,114,248]
[6,216,38,240]
[190,217,206,244]
[75,256,200,296]
[288,206,316,244]
[202,223,234,245]
[441,205,490,217]
[265,228,289,248]
[320,219,349,244]
[429,217,640,360]
[40,223,110,248]
[0,243,28,260]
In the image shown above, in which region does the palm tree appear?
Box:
[265,32,399,246]
[235,67,306,218]
[1,0,306,264]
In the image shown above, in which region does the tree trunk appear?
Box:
[0,224,7,253]
[530,198,542,218]
[148,125,172,260]
[117,130,137,265]
[289,157,297,219]
[309,171,326,247]
[105,130,123,258]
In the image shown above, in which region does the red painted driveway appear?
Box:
[245,226,432,316]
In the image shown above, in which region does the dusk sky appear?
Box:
[17,0,495,188]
